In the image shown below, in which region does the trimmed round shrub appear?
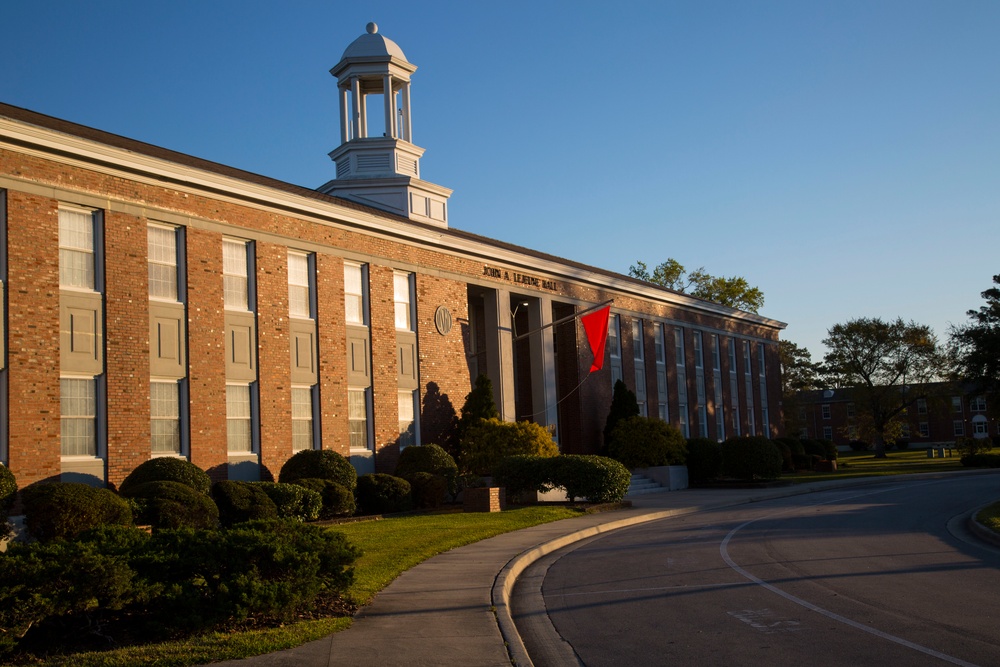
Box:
[408,472,448,509]
[254,482,322,522]
[720,436,783,481]
[608,416,686,469]
[291,478,355,519]
[849,439,871,452]
[22,482,133,542]
[493,455,555,502]
[394,444,459,497]
[685,438,722,482]
[0,465,16,514]
[356,473,412,515]
[279,449,357,491]
[211,480,279,527]
[123,480,219,530]
[551,455,630,504]
[772,439,794,472]
[460,418,559,476]
[119,457,211,496]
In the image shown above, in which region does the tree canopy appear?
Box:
[950,274,1000,397]
[778,340,822,394]
[628,259,764,313]
[822,317,942,457]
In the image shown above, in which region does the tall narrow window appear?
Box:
[398,389,418,448]
[223,239,249,310]
[348,388,371,450]
[61,377,96,456]
[344,263,366,325]
[712,334,725,441]
[758,343,769,437]
[150,381,181,454]
[59,208,95,289]
[744,341,756,436]
[728,338,741,437]
[633,320,647,417]
[654,323,668,422]
[608,314,622,385]
[291,386,314,451]
[288,251,311,319]
[675,328,689,438]
[394,272,414,331]
[226,384,252,452]
[148,225,179,300]
[693,332,707,437]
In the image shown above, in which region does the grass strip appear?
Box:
[976,501,1000,535]
[781,449,964,484]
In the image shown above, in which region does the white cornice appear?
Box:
[0,114,786,331]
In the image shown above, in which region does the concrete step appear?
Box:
[625,473,664,496]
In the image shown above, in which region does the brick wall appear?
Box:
[255,241,291,480]
[316,253,349,455]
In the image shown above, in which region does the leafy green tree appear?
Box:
[950,274,1000,398]
[603,379,640,447]
[455,374,501,452]
[629,258,764,313]
[823,317,942,458]
[779,340,823,436]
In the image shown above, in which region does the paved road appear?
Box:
[514,476,1000,666]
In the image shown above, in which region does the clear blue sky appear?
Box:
[3,1,998,363]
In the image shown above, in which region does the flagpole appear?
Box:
[511,299,613,342]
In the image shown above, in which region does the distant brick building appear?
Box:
[793,383,997,447]
[0,24,786,489]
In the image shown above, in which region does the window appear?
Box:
[846,402,855,418]
[693,332,707,437]
[344,263,366,325]
[288,252,311,319]
[917,398,928,415]
[654,323,668,422]
[393,272,414,331]
[226,384,253,452]
[974,419,988,436]
[712,335,724,440]
[608,314,622,385]
[633,320,647,417]
[901,422,911,439]
[59,208,96,289]
[953,420,965,437]
[676,328,689,438]
[919,422,929,438]
[398,390,418,448]
[223,239,250,310]
[728,338,740,437]
[971,396,987,412]
[822,426,833,441]
[743,342,755,436]
[291,386,314,451]
[348,388,370,450]
[147,225,179,300]
[150,381,181,454]
[952,396,963,414]
[61,377,96,456]
[822,404,831,419]
[757,343,769,437]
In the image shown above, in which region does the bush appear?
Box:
[771,438,794,472]
[685,438,723,482]
[119,457,211,496]
[279,449,357,491]
[253,482,322,522]
[291,478,355,519]
[551,455,631,503]
[493,455,556,502]
[460,418,559,476]
[801,439,827,459]
[792,453,815,471]
[394,443,459,497]
[123,480,219,530]
[961,453,1000,468]
[720,437,783,481]
[956,436,993,457]
[455,375,501,452]
[849,439,871,452]
[211,481,279,527]
[0,465,16,514]
[817,439,838,460]
[604,380,641,447]
[22,483,133,542]
[407,472,448,509]
[607,416,686,469]
[355,474,412,515]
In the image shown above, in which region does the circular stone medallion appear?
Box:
[434,306,453,335]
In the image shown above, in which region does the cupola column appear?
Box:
[383,74,395,139]
[350,77,363,139]
[400,83,412,142]
[339,85,350,143]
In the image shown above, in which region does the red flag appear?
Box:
[581,305,611,373]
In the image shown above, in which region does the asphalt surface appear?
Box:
[209,471,1000,667]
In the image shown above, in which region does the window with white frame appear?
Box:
[757,343,769,437]
[712,335,724,440]
[743,341,755,436]
[344,263,367,325]
[971,396,987,412]
[61,377,96,456]
[150,381,181,454]
[226,384,253,452]
[654,323,668,422]
[608,314,622,385]
[676,328,689,438]
[633,319,647,416]
[59,208,96,290]
[917,398,927,415]
[822,426,833,441]
[953,420,965,437]
[148,224,179,301]
[846,402,856,418]
[348,388,371,450]
[900,422,910,439]
[952,396,963,414]
[398,389,418,448]
[288,251,311,319]
[974,419,988,436]
[919,422,929,438]
[728,338,740,437]
[394,272,415,331]
[822,404,831,419]
[290,386,314,451]
[223,239,250,310]
[693,331,707,437]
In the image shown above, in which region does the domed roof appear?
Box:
[341,22,408,62]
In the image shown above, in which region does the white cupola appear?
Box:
[318,22,452,227]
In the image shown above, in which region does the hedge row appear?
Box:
[492,454,631,503]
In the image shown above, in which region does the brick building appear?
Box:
[793,383,997,447]
[0,24,786,489]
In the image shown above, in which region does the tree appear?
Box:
[629,259,764,313]
[778,340,823,436]
[603,379,640,447]
[455,374,500,454]
[950,274,1000,398]
[822,317,942,458]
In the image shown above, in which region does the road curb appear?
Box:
[967,503,1000,549]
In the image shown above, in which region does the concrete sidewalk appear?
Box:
[207,478,938,667]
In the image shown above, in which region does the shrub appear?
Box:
[455,374,501,451]
[720,437,782,481]
[608,416,686,469]
[801,439,827,459]
[961,453,1000,468]
[772,439,794,472]
[22,482,133,542]
[493,455,556,502]
[817,438,838,460]
[893,439,910,451]
[551,455,630,503]
[394,443,459,497]
[408,472,448,509]
[603,379,640,447]
[460,418,559,476]
[279,449,357,491]
[254,482,322,522]
[123,480,219,530]
[685,438,723,482]
[956,436,993,457]
[356,474,412,515]
[0,465,16,514]
[849,439,871,452]
[792,453,815,471]
[119,457,211,496]
[211,481,279,527]
[291,478,356,519]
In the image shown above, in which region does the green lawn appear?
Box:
[976,501,1000,535]
[20,505,584,667]
[782,448,965,484]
